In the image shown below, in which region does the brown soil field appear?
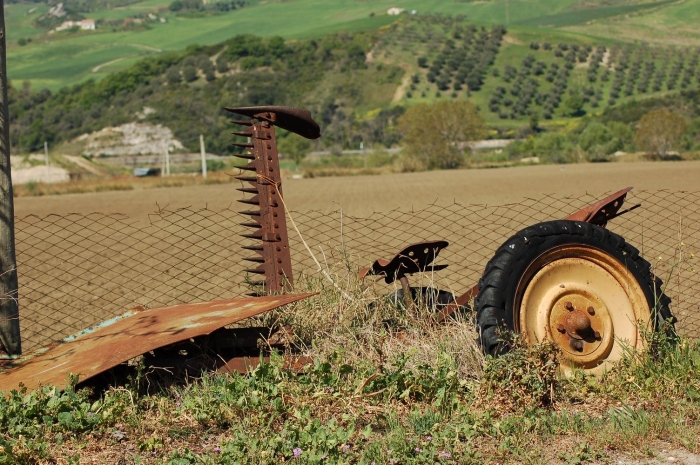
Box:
[11,161,700,353]
[14,161,700,219]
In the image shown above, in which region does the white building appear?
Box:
[387,7,405,15]
[55,19,96,32]
[79,19,95,30]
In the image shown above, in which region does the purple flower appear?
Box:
[415,447,423,453]
[327,387,334,393]
[320,455,327,460]
[341,444,351,452]
[426,435,432,441]
[439,451,452,458]
[213,446,221,453]
[116,424,123,430]
[293,447,302,458]
[387,449,392,455]
[372,462,376,465]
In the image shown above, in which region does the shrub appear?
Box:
[634,108,687,157]
[182,65,198,82]
[165,66,182,84]
[398,101,486,170]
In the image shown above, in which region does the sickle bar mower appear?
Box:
[221,105,674,376]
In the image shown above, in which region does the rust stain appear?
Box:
[0,293,315,392]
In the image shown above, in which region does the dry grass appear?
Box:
[13,171,237,198]
[253,250,485,380]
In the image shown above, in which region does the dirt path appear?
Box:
[392,72,412,103]
[14,161,700,219]
[92,57,126,73]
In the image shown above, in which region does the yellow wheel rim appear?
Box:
[515,245,651,376]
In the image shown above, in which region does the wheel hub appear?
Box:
[516,245,650,376]
[547,289,613,363]
[564,307,592,339]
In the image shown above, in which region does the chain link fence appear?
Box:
[15,190,700,353]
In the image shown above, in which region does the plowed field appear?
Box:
[12,161,700,351]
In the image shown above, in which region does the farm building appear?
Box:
[387,7,405,15]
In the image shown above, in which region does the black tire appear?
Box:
[475,220,675,357]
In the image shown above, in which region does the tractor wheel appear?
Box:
[475,220,674,375]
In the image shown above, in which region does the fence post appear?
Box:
[0,0,22,357]
[200,134,207,179]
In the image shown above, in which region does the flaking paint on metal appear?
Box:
[0,293,315,393]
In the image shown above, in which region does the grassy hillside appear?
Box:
[8,13,700,162]
[6,0,700,91]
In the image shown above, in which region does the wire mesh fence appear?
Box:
[15,190,700,353]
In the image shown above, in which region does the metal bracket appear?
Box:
[565,187,636,227]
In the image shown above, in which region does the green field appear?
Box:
[514,0,677,27]
[7,0,700,92]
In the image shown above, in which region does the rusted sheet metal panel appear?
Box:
[0,293,315,392]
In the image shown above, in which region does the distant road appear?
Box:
[15,161,700,219]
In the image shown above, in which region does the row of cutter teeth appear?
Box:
[231,120,266,284]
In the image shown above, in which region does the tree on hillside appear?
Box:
[278,135,311,168]
[397,101,486,171]
[563,90,584,117]
[634,109,686,157]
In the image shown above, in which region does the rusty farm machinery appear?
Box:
[0,105,675,391]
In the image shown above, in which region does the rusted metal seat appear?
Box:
[359,240,449,284]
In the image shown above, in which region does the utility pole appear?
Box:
[0,0,22,358]
[165,146,170,176]
[199,134,207,179]
[44,140,49,181]
[361,141,366,169]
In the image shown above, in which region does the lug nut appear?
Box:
[587,306,595,315]
[565,302,574,311]
[571,340,584,352]
[557,324,566,333]
[594,330,601,340]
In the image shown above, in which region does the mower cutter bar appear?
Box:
[226,106,321,294]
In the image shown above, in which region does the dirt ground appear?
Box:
[14,161,700,219]
[12,161,700,352]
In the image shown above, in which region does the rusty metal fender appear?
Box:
[0,293,315,393]
[565,187,639,227]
